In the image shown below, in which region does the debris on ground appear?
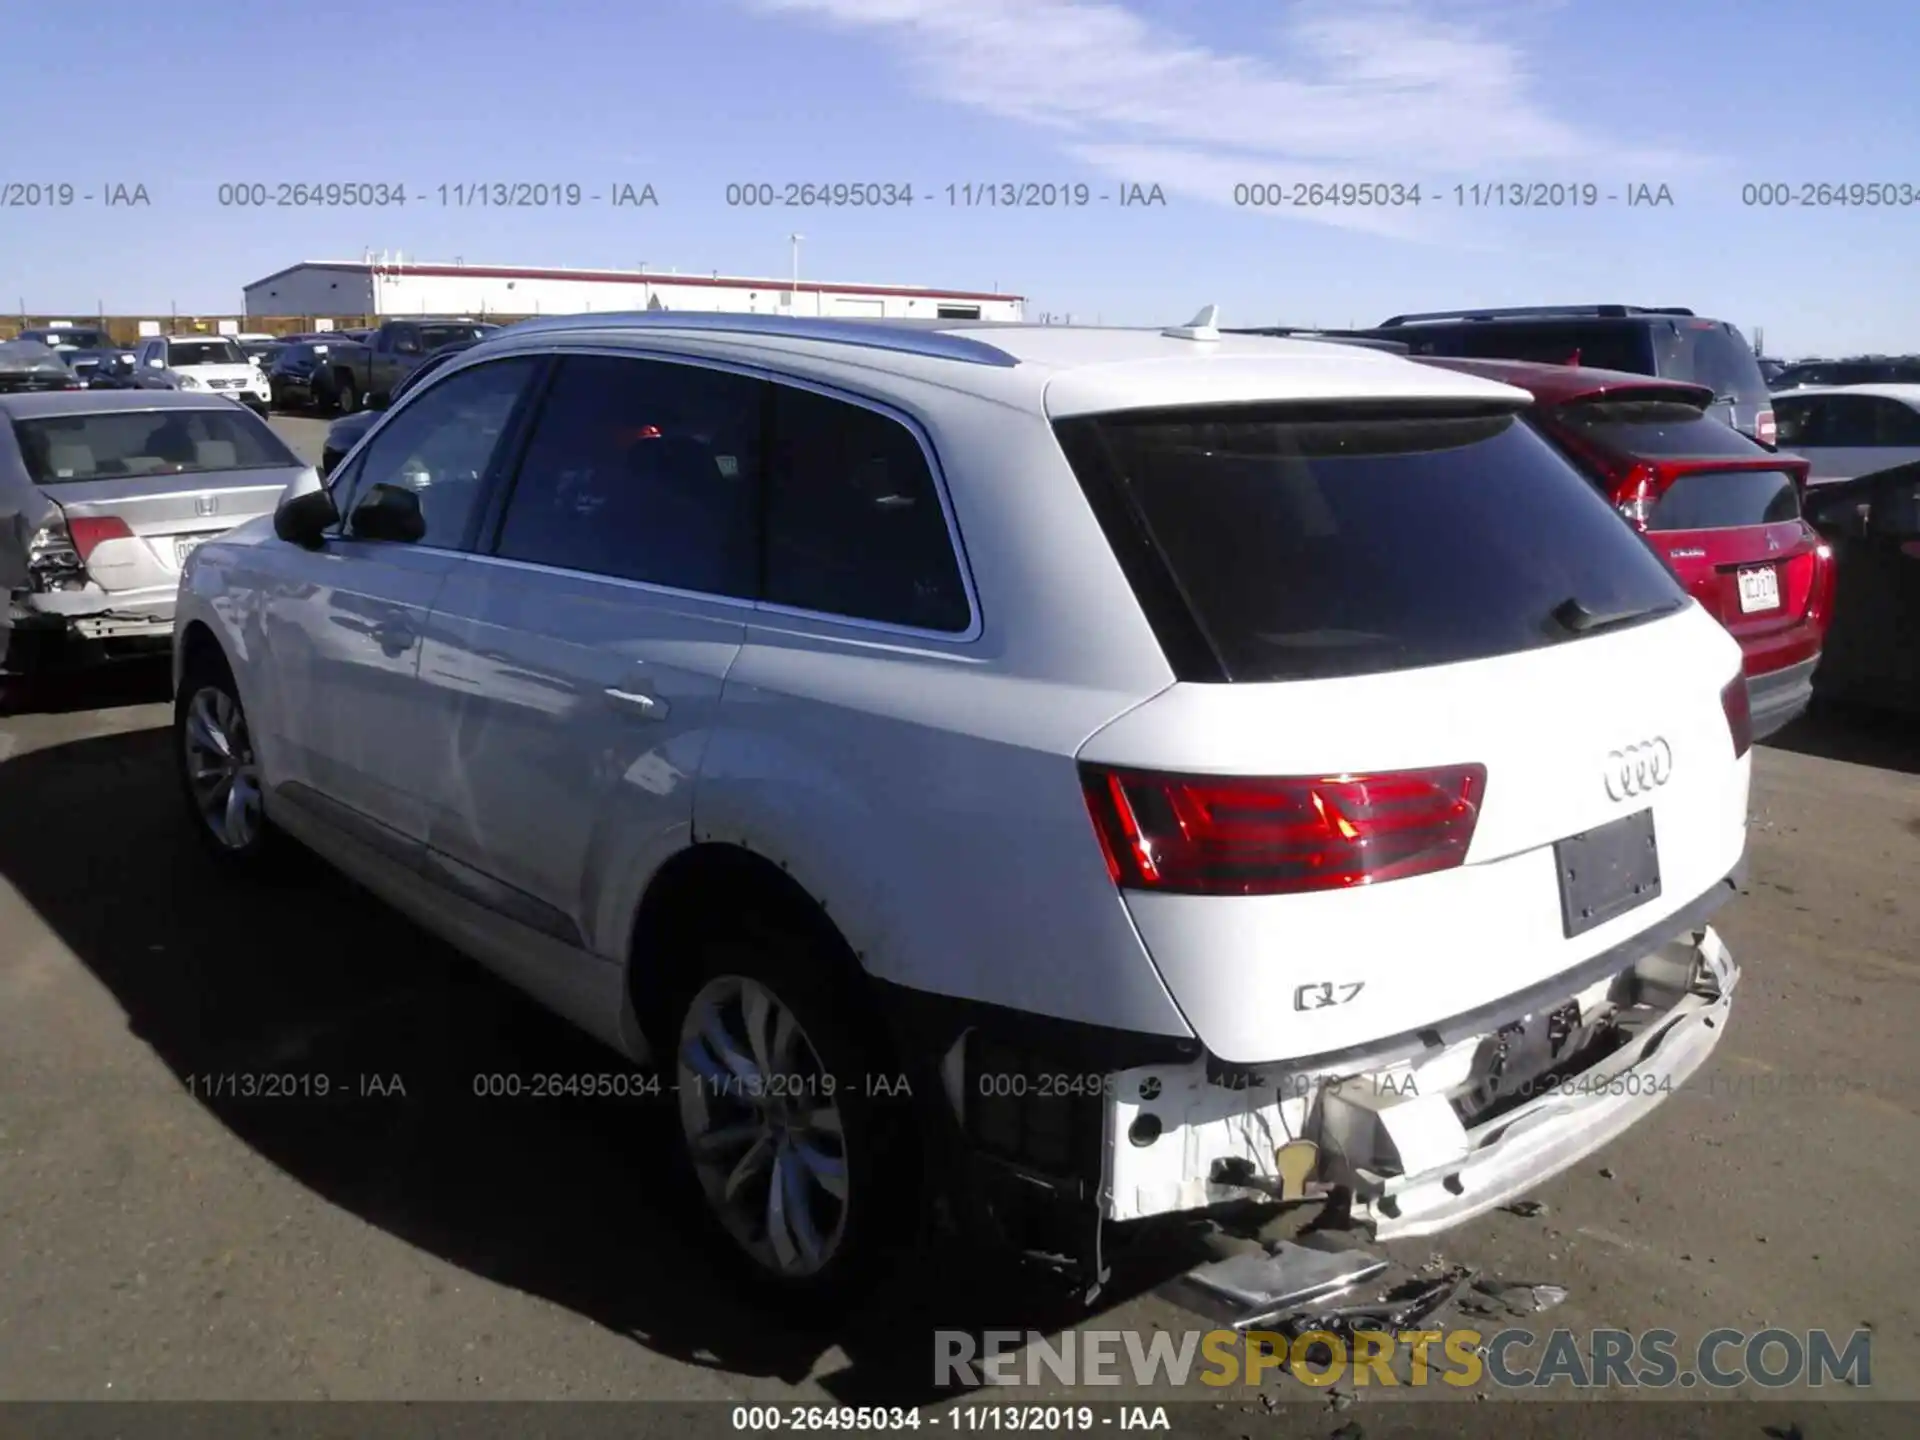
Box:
[1499,1199,1549,1218]
[1465,1276,1570,1317]
[1599,1166,1617,1179]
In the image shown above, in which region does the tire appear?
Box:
[174,646,276,866]
[334,374,359,415]
[663,917,914,1310]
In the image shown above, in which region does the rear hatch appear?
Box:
[1537,395,1828,674]
[1649,318,1777,447]
[12,405,302,591]
[1057,403,1751,1067]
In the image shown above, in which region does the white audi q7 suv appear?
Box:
[171,311,1750,1303]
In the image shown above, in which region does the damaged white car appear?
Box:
[171,309,1750,1303]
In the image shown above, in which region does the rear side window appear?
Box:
[1647,471,1801,532]
[1777,394,1877,447]
[1552,398,1767,458]
[13,407,297,483]
[1867,398,1920,445]
[494,354,763,597]
[762,384,972,632]
[1391,323,1654,374]
[1055,407,1686,683]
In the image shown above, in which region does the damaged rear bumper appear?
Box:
[1101,923,1739,1238]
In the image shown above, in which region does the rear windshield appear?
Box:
[1552,398,1768,458]
[1646,470,1802,533]
[1387,323,1655,374]
[167,340,245,367]
[1653,321,1769,408]
[13,408,299,483]
[1055,406,1688,682]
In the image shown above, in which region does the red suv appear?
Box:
[1419,356,1835,738]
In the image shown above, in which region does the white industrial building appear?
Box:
[243,259,1024,322]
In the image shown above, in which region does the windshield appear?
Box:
[1055,405,1686,682]
[167,339,246,367]
[12,407,300,482]
[25,329,110,350]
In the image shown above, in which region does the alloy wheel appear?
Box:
[676,975,851,1278]
[182,685,263,851]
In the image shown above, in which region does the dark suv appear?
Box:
[1332,306,1777,448]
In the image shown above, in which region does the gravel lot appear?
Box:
[1,413,1914,1421]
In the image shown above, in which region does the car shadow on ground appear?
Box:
[1763,696,1920,777]
[0,655,175,716]
[0,720,1221,1404]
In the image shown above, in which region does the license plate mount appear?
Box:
[1554,808,1661,939]
[1736,565,1780,613]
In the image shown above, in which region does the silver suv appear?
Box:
[172,312,1750,1302]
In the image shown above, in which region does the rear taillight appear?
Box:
[1808,540,1838,632]
[1079,763,1486,897]
[1721,674,1754,759]
[1610,463,1666,529]
[67,515,134,562]
[1756,410,1778,448]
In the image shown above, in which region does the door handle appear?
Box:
[604,686,668,720]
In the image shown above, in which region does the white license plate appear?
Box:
[1737,565,1780,613]
[174,535,208,566]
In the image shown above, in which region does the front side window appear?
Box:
[493,354,762,597]
[13,406,299,482]
[342,357,539,547]
[762,383,972,632]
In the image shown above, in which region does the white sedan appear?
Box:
[1773,384,1920,484]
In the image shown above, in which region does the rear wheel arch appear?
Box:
[175,618,224,692]
[624,842,879,1053]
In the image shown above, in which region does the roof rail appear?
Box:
[1224,327,1410,354]
[1378,305,1697,326]
[489,310,1020,367]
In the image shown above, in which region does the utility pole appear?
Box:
[790,233,804,288]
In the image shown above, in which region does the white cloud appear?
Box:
[751,0,1701,236]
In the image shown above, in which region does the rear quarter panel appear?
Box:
[688,377,1197,1038]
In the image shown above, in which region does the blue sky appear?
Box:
[4,0,1916,355]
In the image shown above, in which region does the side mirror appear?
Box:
[274,481,340,548]
[348,483,426,543]
[367,390,391,412]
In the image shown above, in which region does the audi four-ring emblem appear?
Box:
[1604,738,1673,799]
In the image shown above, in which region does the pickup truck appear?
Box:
[315,317,499,414]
